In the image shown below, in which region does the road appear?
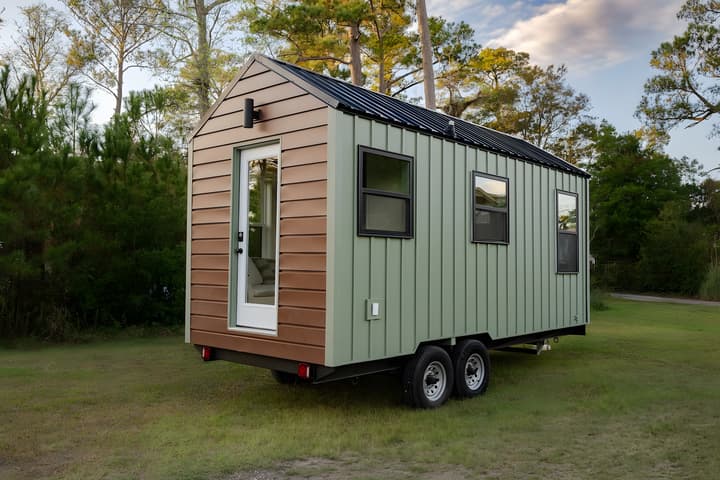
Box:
[610,293,720,307]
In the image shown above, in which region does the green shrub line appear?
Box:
[0,70,186,340]
[700,265,720,301]
[590,288,609,311]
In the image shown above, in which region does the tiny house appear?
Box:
[186,54,589,408]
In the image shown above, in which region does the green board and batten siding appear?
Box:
[326,110,589,367]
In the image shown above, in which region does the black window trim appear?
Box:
[556,189,579,274]
[357,145,414,238]
[470,170,510,245]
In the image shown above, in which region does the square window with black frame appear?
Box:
[557,191,578,273]
[357,146,413,238]
[472,172,509,243]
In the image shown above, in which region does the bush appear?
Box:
[590,288,610,311]
[0,71,187,339]
[699,265,720,301]
[592,262,643,292]
[637,202,710,295]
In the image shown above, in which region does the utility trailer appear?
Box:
[186,54,589,408]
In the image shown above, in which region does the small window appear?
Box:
[357,146,413,237]
[557,191,579,273]
[472,172,509,243]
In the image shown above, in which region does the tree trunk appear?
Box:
[377,34,387,94]
[115,56,124,116]
[194,1,211,116]
[378,61,387,94]
[348,23,363,86]
[115,4,126,116]
[416,0,435,110]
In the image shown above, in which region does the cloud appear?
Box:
[426,0,522,35]
[427,0,500,19]
[489,0,685,72]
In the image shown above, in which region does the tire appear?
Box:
[452,339,490,398]
[402,346,454,408]
[271,369,298,385]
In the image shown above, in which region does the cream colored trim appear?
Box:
[227,137,284,334]
[324,109,338,366]
[185,140,194,343]
[233,142,281,333]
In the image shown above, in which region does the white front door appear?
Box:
[236,143,280,333]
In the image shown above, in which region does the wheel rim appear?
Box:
[423,360,447,402]
[464,353,485,391]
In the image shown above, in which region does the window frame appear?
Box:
[556,189,579,274]
[357,145,414,238]
[470,171,510,245]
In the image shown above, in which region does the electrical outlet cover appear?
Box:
[366,299,382,320]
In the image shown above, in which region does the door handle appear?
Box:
[236,231,244,254]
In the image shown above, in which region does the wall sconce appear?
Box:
[243,98,261,128]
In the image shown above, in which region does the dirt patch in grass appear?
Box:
[227,456,596,480]
[0,450,74,480]
[225,457,477,480]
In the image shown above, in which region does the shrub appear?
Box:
[590,288,609,311]
[0,72,186,339]
[699,265,720,301]
[637,202,710,295]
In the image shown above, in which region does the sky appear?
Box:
[426,0,718,174]
[1,0,718,173]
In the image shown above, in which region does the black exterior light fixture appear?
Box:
[243,98,261,128]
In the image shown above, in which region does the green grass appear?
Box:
[1,299,719,479]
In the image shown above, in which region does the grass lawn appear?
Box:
[1,299,719,479]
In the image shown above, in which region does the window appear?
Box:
[557,191,578,273]
[357,146,413,237]
[472,172,509,243]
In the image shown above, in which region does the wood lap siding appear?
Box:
[190,61,328,364]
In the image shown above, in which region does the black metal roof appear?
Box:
[258,55,589,178]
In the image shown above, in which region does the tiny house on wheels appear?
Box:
[186,54,590,408]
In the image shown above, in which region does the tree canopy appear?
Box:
[64,0,165,115]
[240,0,425,96]
[585,123,716,293]
[638,0,720,142]
[589,124,688,263]
[6,5,77,104]
[0,67,186,338]
[155,0,242,117]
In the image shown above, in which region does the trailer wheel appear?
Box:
[453,340,490,398]
[402,346,454,408]
[270,369,298,385]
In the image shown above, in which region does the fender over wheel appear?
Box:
[402,345,454,408]
[452,339,490,398]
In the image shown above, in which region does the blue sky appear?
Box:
[2,0,718,173]
[427,0,718,173]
